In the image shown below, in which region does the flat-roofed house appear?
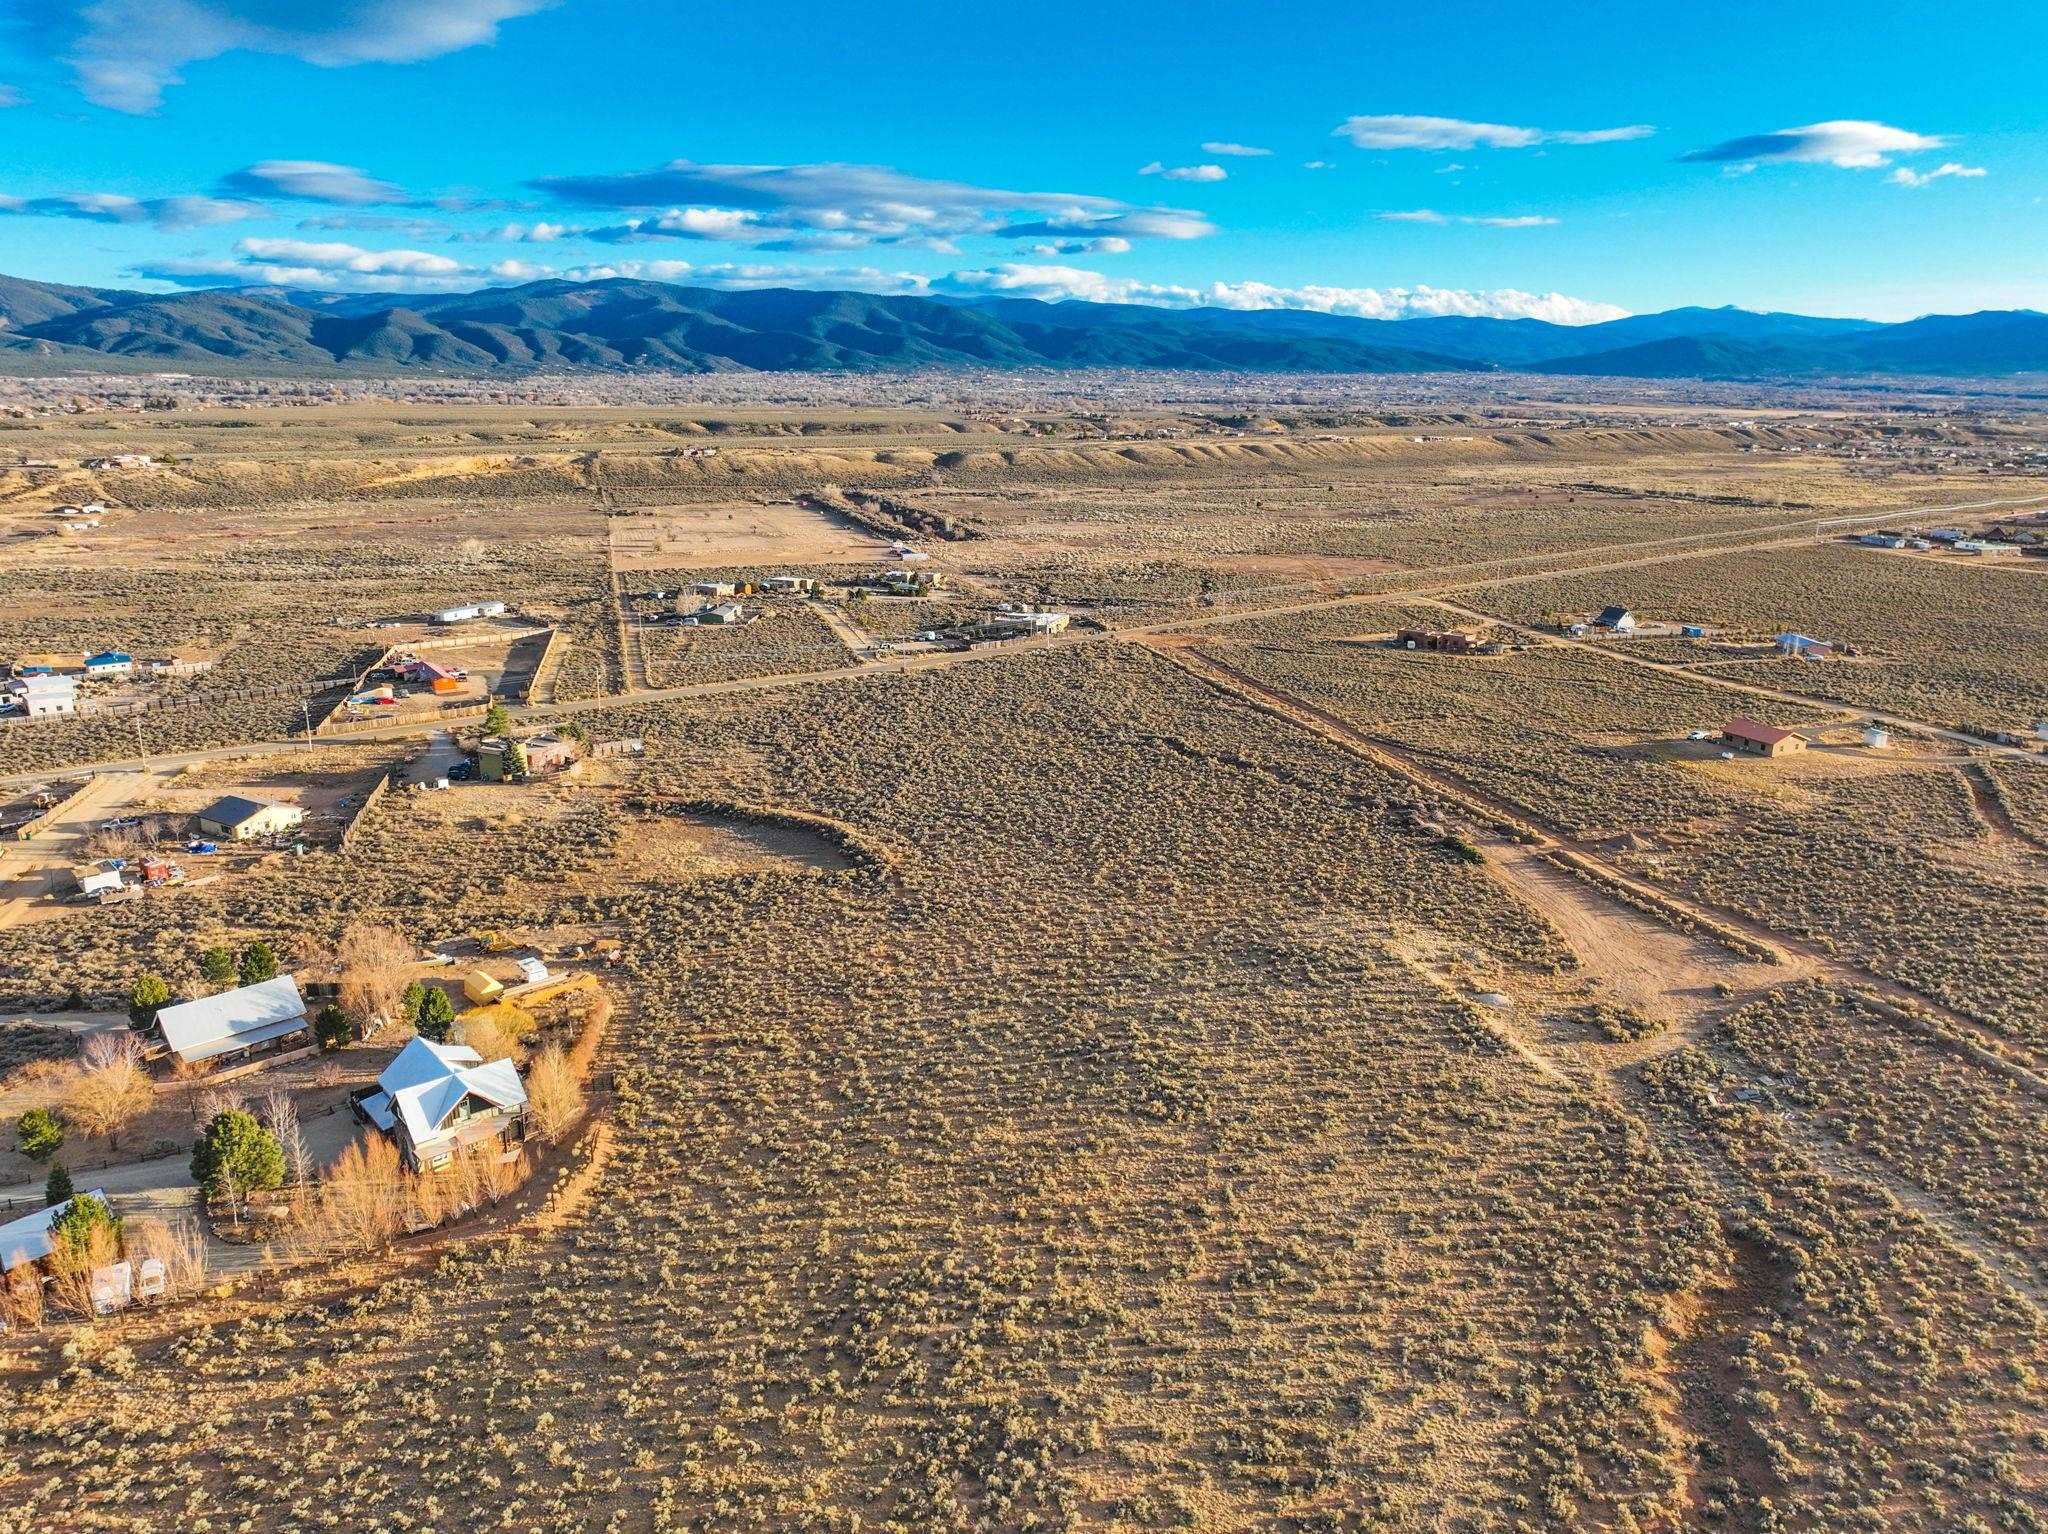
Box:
[155,974,310,1068]
[1721,716,1806,759]
[355,1037,527,1171]
[19,674,76,718]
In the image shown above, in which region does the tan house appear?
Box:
[1721,717,1806,758]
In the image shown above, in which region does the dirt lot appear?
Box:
[608,498,898,569]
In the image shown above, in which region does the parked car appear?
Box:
[449,760,478,781]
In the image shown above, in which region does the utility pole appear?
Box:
[301,697,314,747]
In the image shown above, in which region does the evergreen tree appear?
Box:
[190,1110,286,1202]
[199,945,236,986]
[44,1160,74,1207]
[238,941,280,986]
[16,1107,63,1163]
[128,972,172,1030]
[416,985,457,1042]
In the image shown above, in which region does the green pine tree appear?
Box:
[44,1160,74,1207]
[237,941,280,986]
[190,1110,286,1203]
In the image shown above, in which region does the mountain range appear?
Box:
[0,271,2043,381]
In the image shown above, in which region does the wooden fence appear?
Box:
[10,776,99,841]
[337,772,395,851]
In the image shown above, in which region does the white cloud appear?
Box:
[534,158,1216,249]
[1550,125,1657,145]
[559,258,931,294]
[0,189,262,228]
[1302,160,1334,171]
[1028,236,1132,256]
[1139,161,1227,183]
[1682,120,1946,170]
[235,237,464,275]
[1888,161,1986,188]
[1201,142,1271,157]
[0,85,24,107]
[1334,115,1654,151]
[933,264,1626,324]
[59,0,554,113]
[221,159,409,204]
[1378,209,1557,228]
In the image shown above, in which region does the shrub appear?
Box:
[190,1109,285,1203]
[16,1107,64,1163]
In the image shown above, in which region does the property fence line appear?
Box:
[10,775,101,841]
[337,771,395,850]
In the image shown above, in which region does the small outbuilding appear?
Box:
[1721,716,1806,759]
[83,651,133,678]
[155,974,310,1068]
[463,969,505,1005]
[1776,632,1834,660]
[1592,606,1638,633]
[196,795,306,842]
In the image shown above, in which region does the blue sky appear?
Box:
[0,0,2042,322]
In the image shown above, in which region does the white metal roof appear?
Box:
[156,974,307,1063]
[390,1053,524,1151]
[0,1190,110,1273]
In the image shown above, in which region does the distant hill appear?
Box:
[0,271,2041,379]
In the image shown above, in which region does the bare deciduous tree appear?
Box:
[260,1086,313,1188]
[525,1044,584,1142]
[337,924,414,1034]
[64,1055,153,1153]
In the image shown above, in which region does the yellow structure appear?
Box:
[462,968,505,1004]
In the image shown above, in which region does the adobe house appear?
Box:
[1720,716,1806,759]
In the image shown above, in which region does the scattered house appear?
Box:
[1721,716,1807,759]
[1592,606,1638,633]
[462,970,504,1005]
[514,956,549,987]
[522,733,582,775]
[1859,531,1907,548]
[763,575,821,594]
[82,453,154,470]
[0,1189,112,1277]
[431,600,507,625]
[682,601,746,626]
[195,795,306,842]
[1861,725,1892,749]
[354,1037,528,1172]
[1394,627,1476,653]
[83,650,133,679]
[142,655,214,678]
[1775,632,1834,661]
[52,502,106,519]
[156,974,310,1069]
[18,674,77,718]
[1926,527,1967,543]
[875,569,937,596]
[479,732,581,781]
[688,580,737,600]
[406,659,463,694]
[991,610,1072,636]
[57,519,103,534]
